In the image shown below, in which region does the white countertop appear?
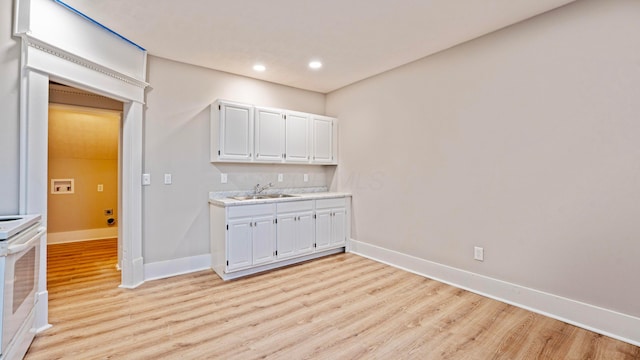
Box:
[209,191,351,207]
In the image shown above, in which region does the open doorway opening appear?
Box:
[47,82,123,278]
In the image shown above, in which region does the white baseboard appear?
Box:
[35,290,51,333]
[144,254,212,282]
[348,239,640,347]
[47,228,118,244]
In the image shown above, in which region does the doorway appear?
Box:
[47,82,123,270]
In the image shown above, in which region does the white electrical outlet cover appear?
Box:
[142,174,151,185]
[221,173,228,184]
[303,174,309,182]
[164,173,172,185]
[278,174,284,182]
[474,246,484,261]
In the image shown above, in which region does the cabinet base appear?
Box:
[213,247,345,281]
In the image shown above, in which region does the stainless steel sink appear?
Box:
[265,194,298,198]
[229,194,298,201]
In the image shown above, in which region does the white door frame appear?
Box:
[18,36,147,331]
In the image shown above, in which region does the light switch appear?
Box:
[278,174,284,182]
[303,174,309,182]
[164,173,172,185]
[221,173,228,184]
[142,174,151,186]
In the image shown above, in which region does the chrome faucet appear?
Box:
[254,182,273,194]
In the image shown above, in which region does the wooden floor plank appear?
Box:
[24,238,640,359]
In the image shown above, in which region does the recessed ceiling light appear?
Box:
[308,61,322,69]
[253,64,266,72]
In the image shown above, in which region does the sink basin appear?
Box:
[229,194,298,201]
[265,194,298,198]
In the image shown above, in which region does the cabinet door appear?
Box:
[315,209,332,250]
[312,116,333,164]
[227,218,253,270]
[255,107,285,162]
[285,113,310,163]
[220,102,254,161]
[297,211,315,255]
[331,208,347,246]
[276,213,297,259]
[252,215,276,265]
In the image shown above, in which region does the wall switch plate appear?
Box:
[97,184,103,192]
[303,174,309,182]
[278,174,283,182]
[142,174,151,186]
[221,173,227,184]
[474,246,484,261]
[164,173,172,185]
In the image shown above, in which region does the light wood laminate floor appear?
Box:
[25,239,639,359]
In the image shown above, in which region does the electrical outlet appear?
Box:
[303,174,309,182]
[142,174,151,185]
[164,173,172,185]
[474,246,484,261]
[221,173,227,184]
[97,184,103,192]
[278,174,284,182]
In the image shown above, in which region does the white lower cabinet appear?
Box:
[276,201,315,259]
[225,204,276,271]
[210,196,350,280]
[315,198,347,250]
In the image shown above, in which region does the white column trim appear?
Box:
[17,33,148,330]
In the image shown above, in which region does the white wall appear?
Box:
[143,56,329,263]
[327,0,640,318]
[0,0,21,214]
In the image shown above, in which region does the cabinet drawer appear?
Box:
[277,200,313,213]
[315,197,346,210]
[228,203,276,218]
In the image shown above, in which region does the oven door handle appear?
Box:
[8,227,45,255]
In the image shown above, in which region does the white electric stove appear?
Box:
[0,214,44,360]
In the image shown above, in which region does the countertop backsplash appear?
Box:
[209,186,329,200]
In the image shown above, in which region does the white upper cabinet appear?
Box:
[255,107,285,162]
[311,115,337,164]
[211,99,337,165]
[211,100,254,162]
[285,111,311,163]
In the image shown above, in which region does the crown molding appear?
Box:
[22,34,149,89]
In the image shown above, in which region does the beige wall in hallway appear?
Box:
[47,106,120,234]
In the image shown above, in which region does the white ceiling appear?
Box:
[63,0,576,93]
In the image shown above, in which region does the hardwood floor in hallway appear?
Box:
[25,239,639,359]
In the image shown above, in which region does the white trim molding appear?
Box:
[24,36,148,90]
[349,239,640,347]
[144,255,212,282]
[15,0,149,330]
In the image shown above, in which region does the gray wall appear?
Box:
[327,0,640,317]
[143,56,330,263]
[0,0,21,214]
